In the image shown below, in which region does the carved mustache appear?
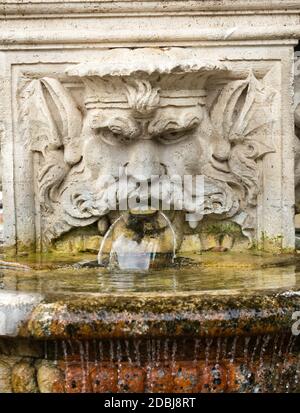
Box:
[69,175,237,219]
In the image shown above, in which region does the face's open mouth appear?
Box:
[128,208,158,217]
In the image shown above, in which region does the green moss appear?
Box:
[200,221,243,237]
[252,232,295,253]
[2,240,36,259]
[51,224,101,255]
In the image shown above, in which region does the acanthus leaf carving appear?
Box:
[205,70,277,239]
[19,76,83,213]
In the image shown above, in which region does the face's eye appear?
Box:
[99,128,131,145]
[156,127,196,145]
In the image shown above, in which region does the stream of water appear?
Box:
[41,334,299,393]
[97,211,177,271]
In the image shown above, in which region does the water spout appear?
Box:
[97,215,124,265]
[97,211,177,271]
[159,211,177,262]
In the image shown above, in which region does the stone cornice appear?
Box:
[0,1,299,48]
[0,0,300,18]
[0,25,300,47]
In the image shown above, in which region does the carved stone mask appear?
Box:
[20,48,276,250]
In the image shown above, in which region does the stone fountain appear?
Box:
[0,0,300,393]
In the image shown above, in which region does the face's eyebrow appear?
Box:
[91,113,140,138]
[148,117,185,136]
[148,113,200,136]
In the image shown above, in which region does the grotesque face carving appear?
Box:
[20,48,276,251]
[60,77,216,251]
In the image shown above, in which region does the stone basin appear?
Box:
[0,252,300,393]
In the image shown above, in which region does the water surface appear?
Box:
[1,252,300,296]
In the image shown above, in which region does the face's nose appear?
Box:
[125,140,166,180]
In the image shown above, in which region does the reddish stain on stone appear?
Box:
[173,362,199,393]
[118,366,146,392]
[198,362,228,392]
[89,364,118,393]
[34,353,300,393]
[51,381,65,393]
[148,364,174,393]
[64,363,90,393]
